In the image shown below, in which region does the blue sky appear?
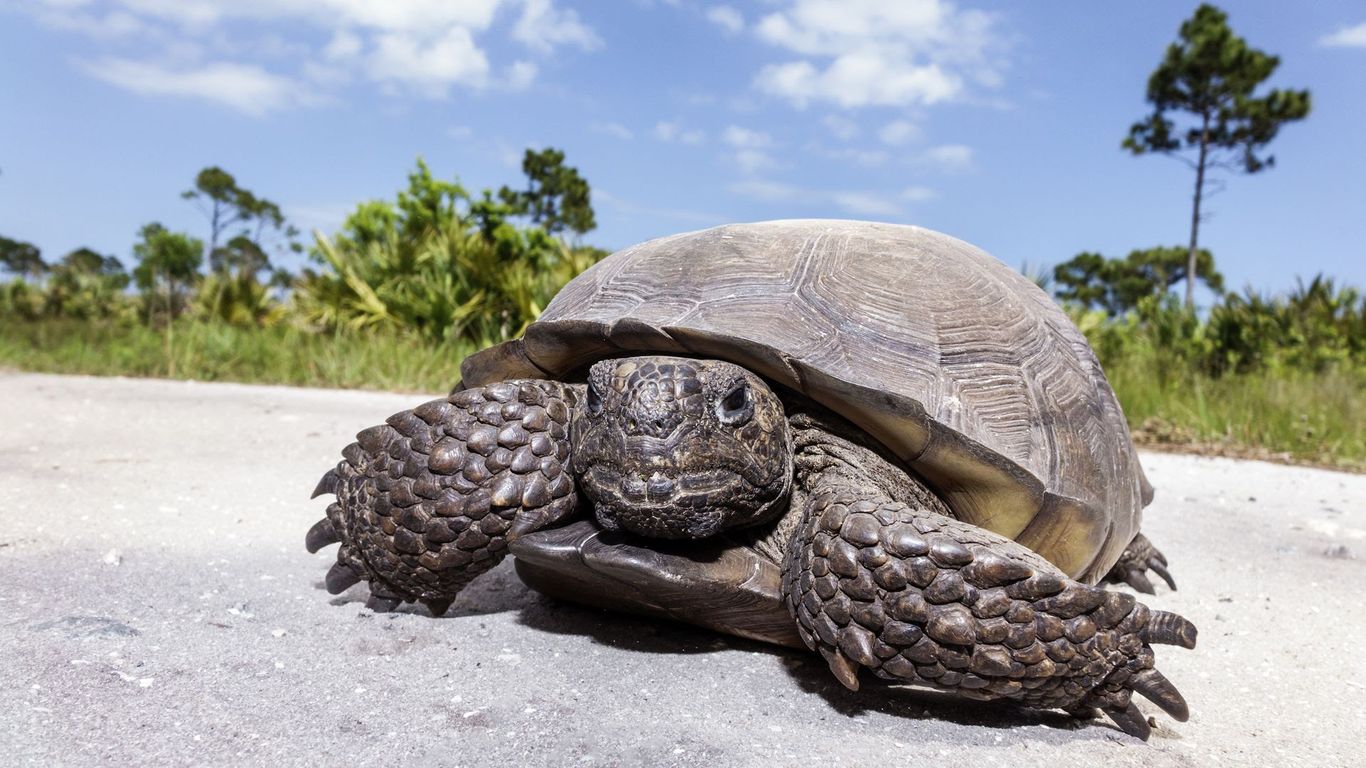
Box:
[2,0,1364,304]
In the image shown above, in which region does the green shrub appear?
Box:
[291,159,604,347]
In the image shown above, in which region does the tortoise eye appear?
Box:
[585,380,604,417]
[716,381,753,426]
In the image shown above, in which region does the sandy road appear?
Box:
[1,371,1362,767]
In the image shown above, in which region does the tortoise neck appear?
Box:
[791,417,910,498]
[736,405,940,565]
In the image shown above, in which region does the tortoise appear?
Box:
[305,220,1196,740]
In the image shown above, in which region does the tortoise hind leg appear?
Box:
[306,380,579,615]
[782,487,1197,740]
[1104,532,1177,594]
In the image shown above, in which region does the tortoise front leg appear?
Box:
[1104,532,1177,594]
[306,380,579,615]
[782,488,1197,740]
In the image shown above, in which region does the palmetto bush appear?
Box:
[191,269,286,327]
[292,160,605,348]
[295,221,601,347]
[0,278,46,320]
[0,254,137,323]
[1072,275,1364,379]
[1206,276,1364,374]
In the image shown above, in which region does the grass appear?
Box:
[1104,356,1365,471]
[3,318,1362,472]
[0,319,470,394]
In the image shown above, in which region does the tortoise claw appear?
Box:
[319,550,424,613]
[1124,569,1156,595]
[1105,533,1178,594]
[1141,610,1199,649]
[422,598,454,617]
[1130,668,1189,722]
[365,594,403,613]
[819,647,861,691]
[1106,701,1152,740]
[1066,706,1101,720]
[325,561,361,595]
[1148,559,1177,591]
[305,518,339,553]
[311,468,340,499]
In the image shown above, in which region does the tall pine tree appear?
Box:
[1124,4,1309,308]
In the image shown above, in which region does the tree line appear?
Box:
[2,4,1355,381]
[1,148,602,348]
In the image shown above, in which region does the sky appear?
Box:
[2,0,1364,305]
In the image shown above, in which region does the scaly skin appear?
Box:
[779,422,1195,739]
[306,380,580,614]
[307,356,1197,739]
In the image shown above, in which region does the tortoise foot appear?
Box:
[785,489,1197,741]
[305,380,579,616]
[1104,533,1177,594]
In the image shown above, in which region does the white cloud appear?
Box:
[823,146,890,167]
[512,0,601,54]
[900,186,936,202]
[505,60,538,90]
[81,57,299,116]
[28,4,147,38]
[369,27,490,95]
[723,125,776,174]
[734,149,776,174]
[756,58,957,109]
[1319,22,1366,48]
[705,6,744,35]
[878,119,920,146]
[593,121,635,140]
[324,30,362,60]
[822,114,859,140]
[723,125,772,148]
[655,121,705,145]
[753,0,1004,109]
[920,143,973,171]
[102,0,505,33]
[27,0,600,112]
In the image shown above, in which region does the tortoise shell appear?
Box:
[461,220,1151,582]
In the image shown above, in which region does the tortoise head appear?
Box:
[571,356,792,539]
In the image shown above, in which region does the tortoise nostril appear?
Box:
[625,409,684,437]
